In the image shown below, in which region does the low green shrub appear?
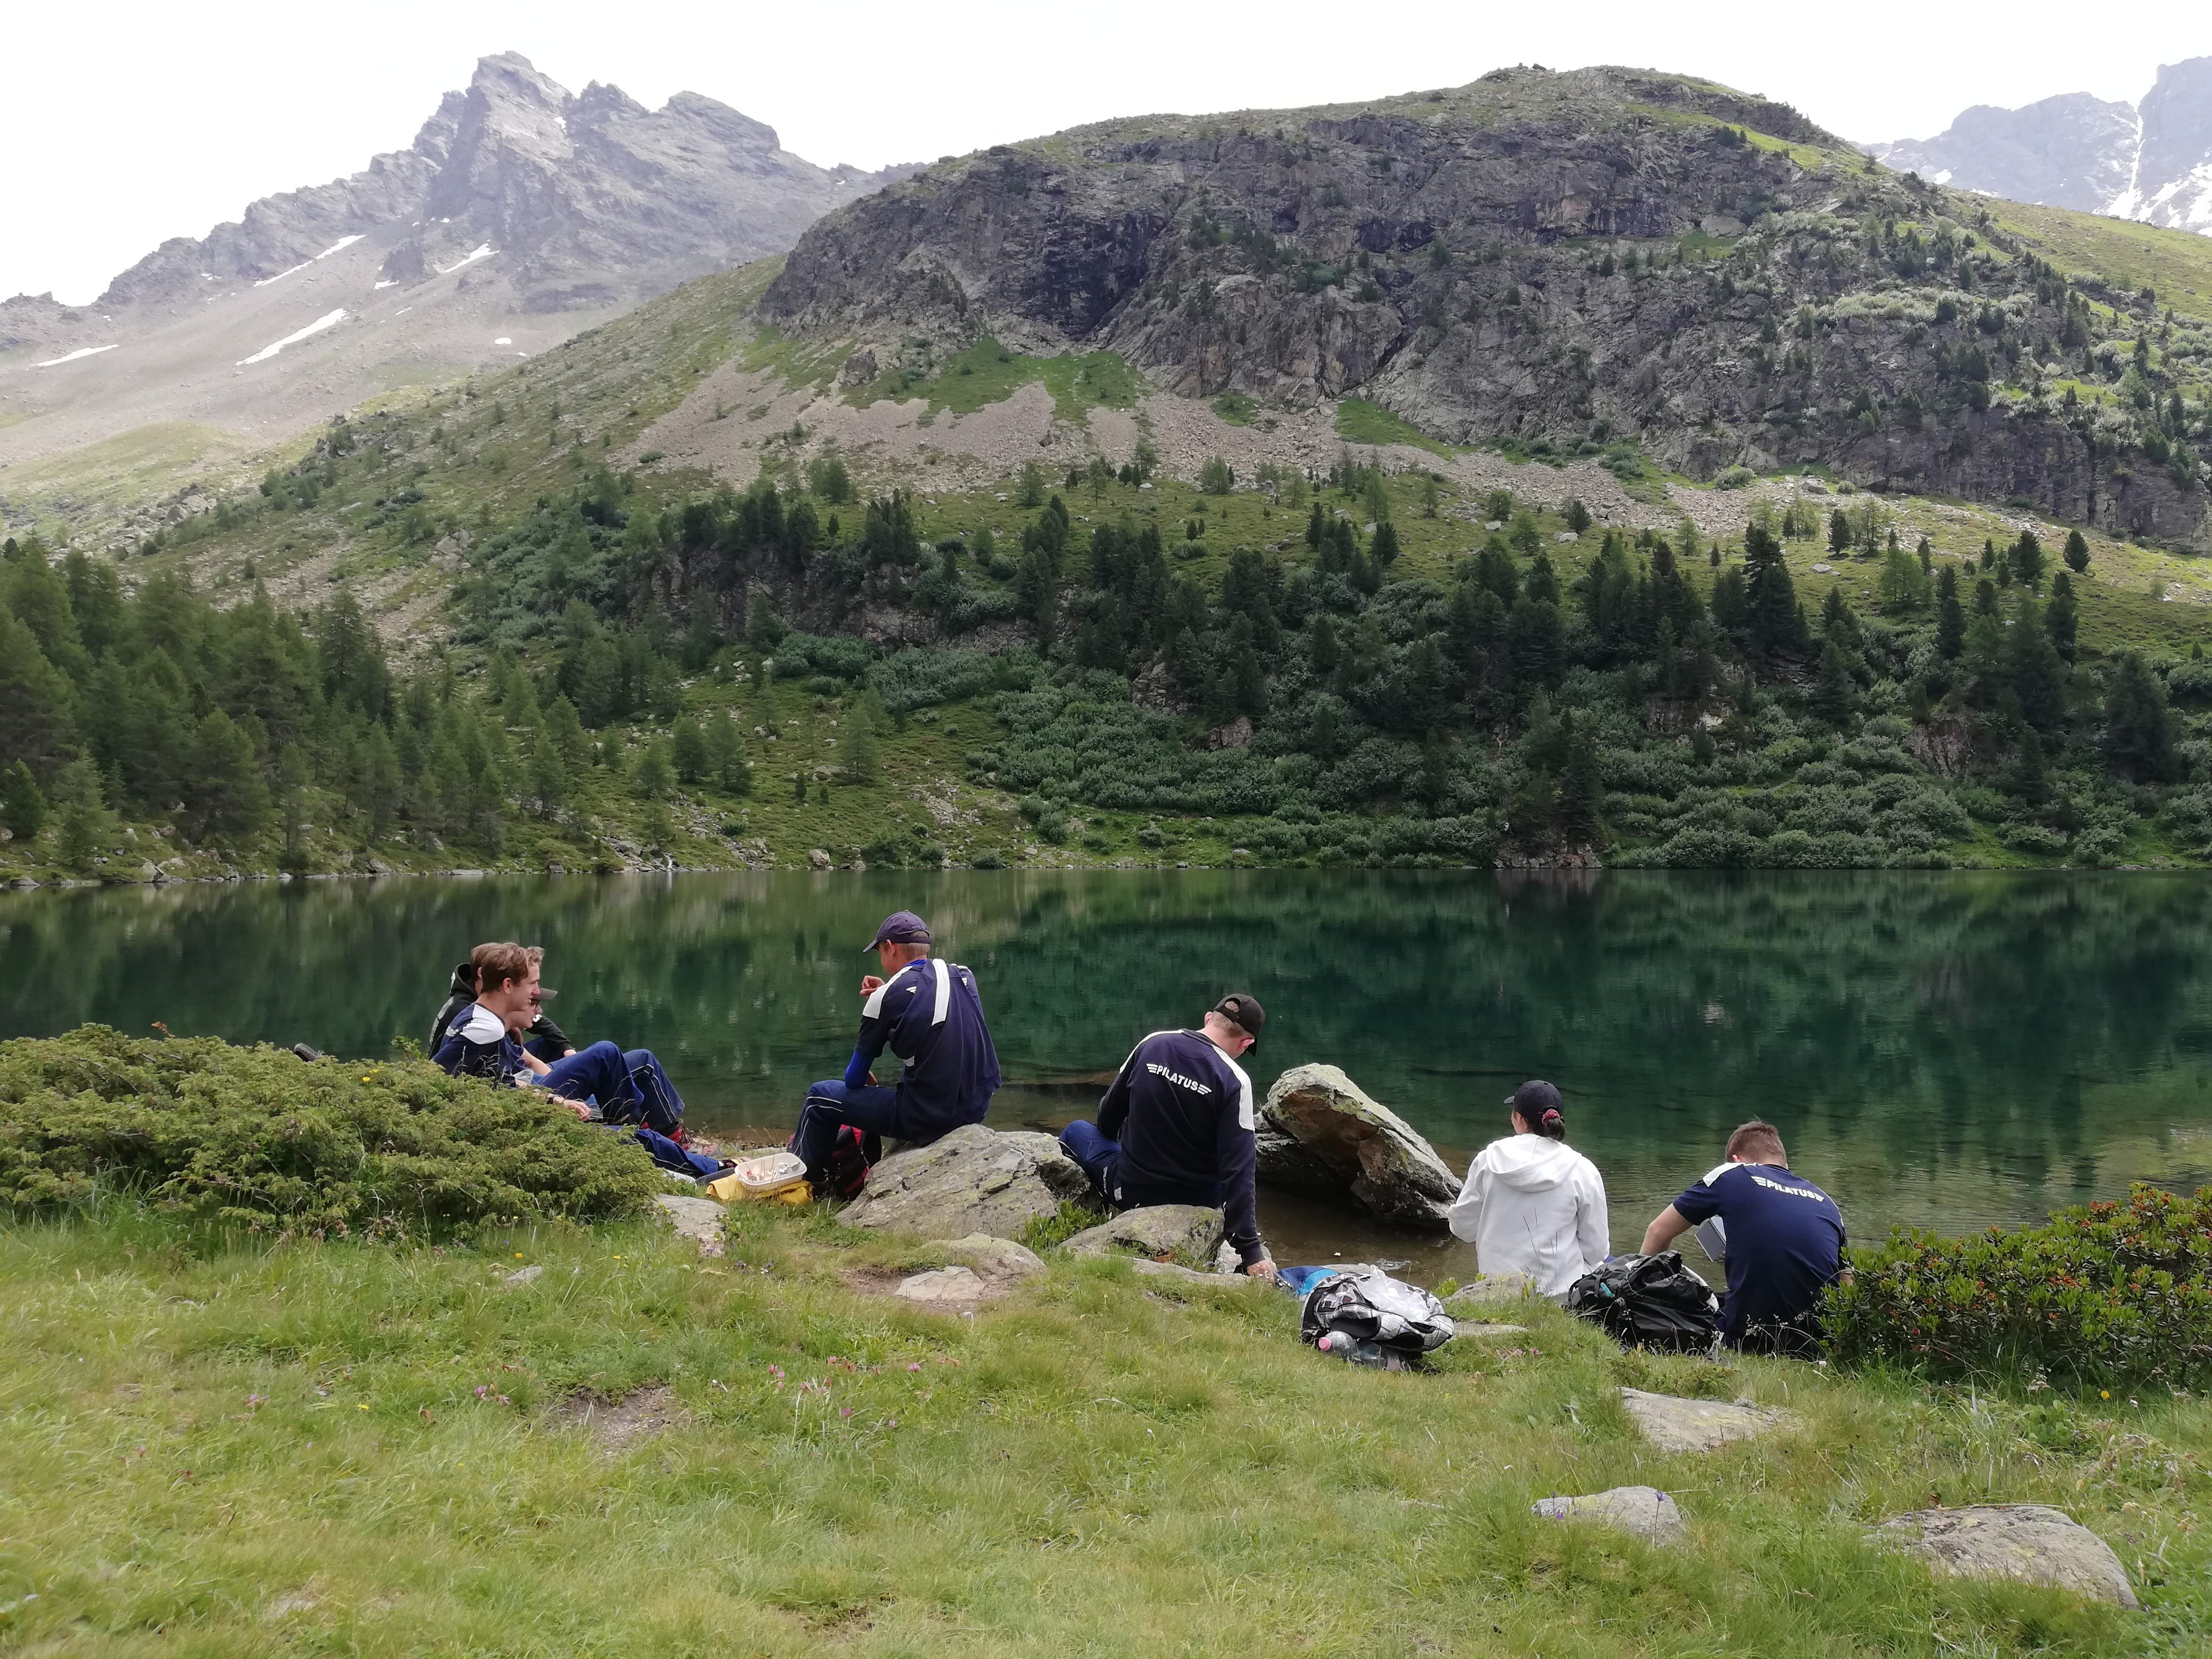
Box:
[0,1027,662,1239]
[1827,1184,2212,1390]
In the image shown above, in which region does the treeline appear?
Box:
[0,535,750,871]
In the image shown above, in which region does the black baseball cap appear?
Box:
[1506,1080,1563,1118]
[865,910,932,950]
[1213,993,1266,1044]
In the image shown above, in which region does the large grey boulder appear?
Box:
[1255,1064,1459,1226]
[841,1124,1093,1239]
[1532,1486,1686,1546]
[1062,1205,1224,1262]
[1619,1388,1790,1454]
[1875,1505,2138,1608]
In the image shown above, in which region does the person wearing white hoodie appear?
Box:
[1448,1080,1610,1298]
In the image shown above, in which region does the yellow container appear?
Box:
[716,1150,811,1205]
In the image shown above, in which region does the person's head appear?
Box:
[1506,1079,1566,1140]
[866,911,932,976]
[1201,992,1265,1058]
[470,941,541,1026]
[1725,1119,1788,1167]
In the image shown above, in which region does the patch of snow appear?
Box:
[314,234,364,260]
[201,272,214,280]
[2104,110,2149,220]
[253,258,314,288]
[36,344,120,367]
[393,306,412,315]
[436,244,495,276]
[494,336,512,345]
[374,280,396,290]
[1931,169,1952,186]
[237,308,346,366]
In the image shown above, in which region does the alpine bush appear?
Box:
[1827,1184,2212,1390]
[0,1027,662,1238]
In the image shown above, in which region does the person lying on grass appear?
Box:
[432,939,726,1180]
[789,911,1001,1193]
[1058,994,1276,1278]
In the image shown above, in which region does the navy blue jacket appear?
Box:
[846,957,1000,1134]
[1097,1029,1265,1268]
[431,1002,529,1088]
[1672,1162,1847,1343]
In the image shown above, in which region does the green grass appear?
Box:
[847,335,1141,421]
[1,1198,2204,1656]
[1989,201,2212,324]
[1210,391,1257,426]
[1334,397,1453,456]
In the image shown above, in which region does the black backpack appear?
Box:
[1565,1251,1719,1353]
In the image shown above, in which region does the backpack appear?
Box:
[821,1125,873,1201]
[1564,1251,1719,1353]
[1297,1265,1456,1358]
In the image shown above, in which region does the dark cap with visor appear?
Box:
[865,911,932,951]
[1213,992,1266,1044]
[1506,1079,1563,1122]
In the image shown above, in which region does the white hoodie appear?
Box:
[1448,1135,1610,1298]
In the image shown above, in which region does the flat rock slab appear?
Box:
[1620,1388,1789,1453]
[841,1124,1093,1240]
[1533,1485,1686,1546]
[1256,1064,1459,1226]
[1446,1272,1536,1309]
[1063,1205,1224,1262]
[927,1234,1046,1281]
[1875,1504,2138,1608]
[654,1194,726,1253]
[893,1266,988,1305]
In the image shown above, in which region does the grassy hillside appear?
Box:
[1,1190,2205,1657]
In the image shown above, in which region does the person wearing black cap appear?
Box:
[1057,995,1275,1277]
[789,911,1002,1187]
[1447,1080,1611,1299]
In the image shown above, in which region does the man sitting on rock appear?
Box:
[1058,996,1276,1278]
[432,940,723,1178]
[790,912,1001,1190]
[1639,1118,1846,1355]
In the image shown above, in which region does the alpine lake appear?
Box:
[6,868,2211,1282]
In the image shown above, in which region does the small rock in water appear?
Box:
[1532,1485,1685,1546]
[1875,1504,2138,1607]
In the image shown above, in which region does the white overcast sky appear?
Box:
[8,0,2209,304]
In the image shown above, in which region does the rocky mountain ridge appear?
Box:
[762,65,2211,549]
[1872,56,2212,234]
[0,54,905,516]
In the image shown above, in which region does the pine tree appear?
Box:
[2045,572,2080,663]
[181,709,269,845]
[633,741,675,800]
[1369,521,1400,572]
[842,698,881,784]
[0,760,47,842]
[2012,531,2045,587]
[2004,593,2066,731]
[672,716,709,784]
[365,726,402,844]
[2063,529,2091,575]
[52,760,117,870]
[1828,509,1852,554]
[706,716,752,795]
[1555,718,1602,845]
[1813,638,1855,727]
[0,609,78,784]
[1743,520,1807,659]
[527,727,569,819]
[2103,653,2179,781]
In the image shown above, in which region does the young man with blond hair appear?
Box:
[1641,1119,1845,1355]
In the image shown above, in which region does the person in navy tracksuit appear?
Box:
[1058,994,1275,1276]
[789,911,1002,1182]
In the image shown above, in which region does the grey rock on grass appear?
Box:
[1062,1205,1224,1262]
[893,1265,987,1304]
[653,1194,726,1251]
[1619,1388,1789,1453]
[842,1124,1092,1239]
[1445,1271,1536,1308]
[1255,1064,1459,1226]
[927,1234,1047,1281]
[1532,1485,1686,1546]
[1875,1504,2138,1608]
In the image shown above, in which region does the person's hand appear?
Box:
[866,1071,879,1087]
[1246,1259,1277,1279]
[860,974,884,996]
[555,1097,589,1120]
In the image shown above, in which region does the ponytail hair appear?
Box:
[1533,1104,1566,1140]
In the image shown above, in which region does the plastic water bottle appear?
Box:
[1316,1331,1391,1368]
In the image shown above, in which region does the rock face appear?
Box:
[1532,1486,1686,1547]
[1255,1065,1459,1226]
[1618,1388,1789,1454]
[1062,1205,1225,1262]
[840,1124,1093,1239]
[1874,56,2212,238]
[1875,1505,2138,1608]
[761,63,2209,547]
[94,53,902,316]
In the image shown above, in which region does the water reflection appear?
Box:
[4,870,2209,1270]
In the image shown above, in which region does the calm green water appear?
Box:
[5,870,2211,1275]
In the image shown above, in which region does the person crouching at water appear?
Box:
[790,912,1001,1187]
[1447,1080,1610,1299]
[432,941,718,1177]
[1058,995,1276,1278]
[1639,1118,1846,1357]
